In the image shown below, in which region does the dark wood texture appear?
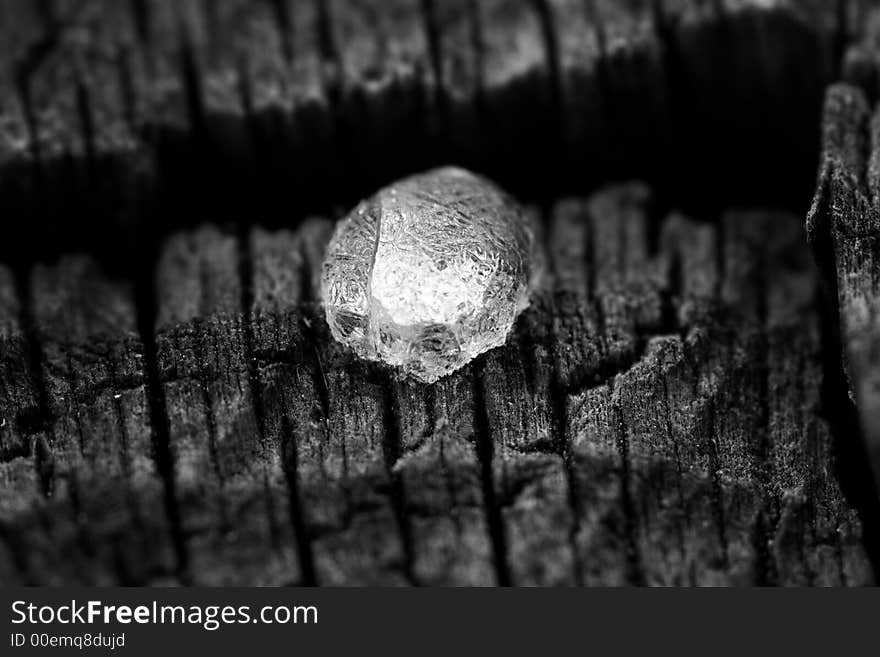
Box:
[1,185,872,584]
[809,83,880,518]
[0,0,851,267]
[0,0,876,585]
[809,8,880,536]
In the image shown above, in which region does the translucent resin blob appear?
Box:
[320,166,539,383]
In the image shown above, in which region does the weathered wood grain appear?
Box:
[808,82,880,522]
[0,0,850,257]
[249,219,413,585]
[0,264,42,584]
[2,181,870,585]
[177,187,872,585]
[154,227,300,584]
[0,0,874,587]
[0,257,176,585]
[841,1,880,102]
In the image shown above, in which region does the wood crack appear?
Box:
[473,363,512,586]
[0,2,874,585]
[380,374,419,585]
[612,399,646,585]
[134,257,190,582]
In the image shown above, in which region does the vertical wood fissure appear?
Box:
[473,364,512,586]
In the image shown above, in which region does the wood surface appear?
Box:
[0,0,877,585]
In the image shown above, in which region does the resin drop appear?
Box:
[320,166,539,383]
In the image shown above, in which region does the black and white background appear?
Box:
[0,0,879,588]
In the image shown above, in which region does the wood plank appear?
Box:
[155,226,298,584]
[0,257,175,585]
[656,0,837,207]
[561,187,871,585]
[326,0,433,191]
[1,179,873,584]
[808,82,880,532]
[0,0,873,586]
[248,219,411,584]
[0,264,42,585]
[27,256,174,584]
[474,0,558,196]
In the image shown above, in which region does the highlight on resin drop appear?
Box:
[320,166,540,383]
